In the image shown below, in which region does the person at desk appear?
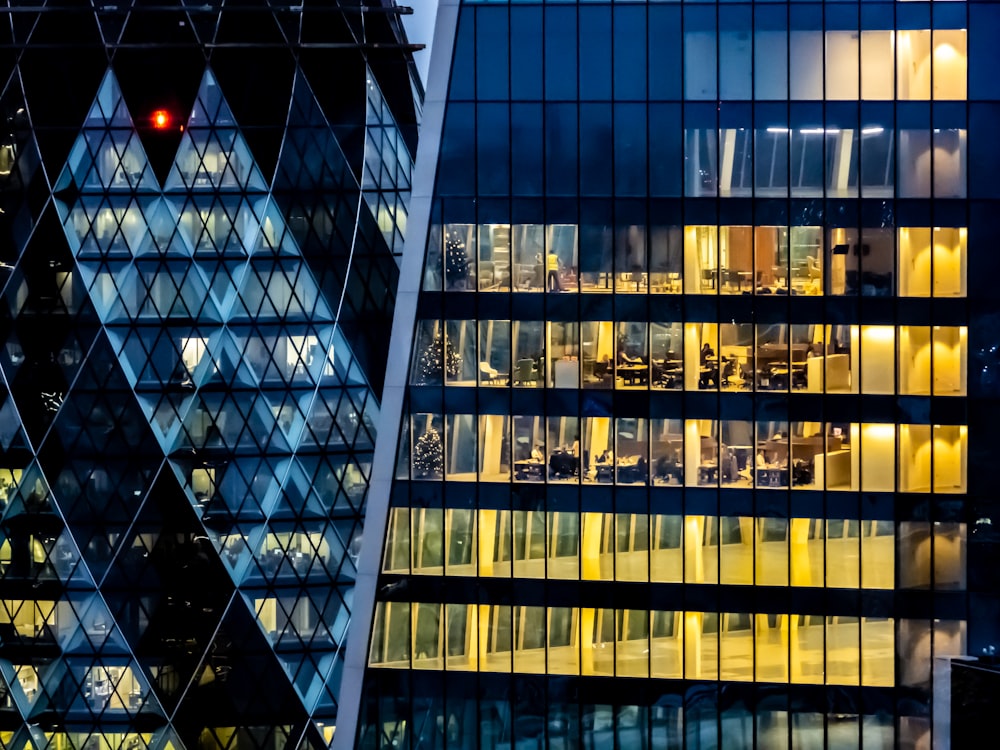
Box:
[546,251,561,292]
[756,448,768,469]
[531,445,545,462]
[701,343,715,365]
[618,349,643,365]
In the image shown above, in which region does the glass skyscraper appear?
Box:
[0,2,419,748]
[349,1,1000,747]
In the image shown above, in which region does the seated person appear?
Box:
[655,453,683,484]
[531,445,544,462]
[597,449,614,464]
[756,448,769,469]
[617,349,643,366]
[700,343,715,365]
[721,448,740,482]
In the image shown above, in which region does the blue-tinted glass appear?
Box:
[614,6,647,102]
[512,103,543,197]
[545,7,577,102]
[449,8,475,101]
[649,6,682,100]
[684,5,717,101]
[650,103,682,197]
[580,6,612,101]
[546,103,578,197]
[969,5,1000,100]
[614,103,647,197]
[476,7,509,100]
[970,105,1000,199]
[438,103,476,196]
[477,103,510,197]
[580,103,613,197]
[511,6,543,101]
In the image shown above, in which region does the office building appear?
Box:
[347,0,1000,747]
[0,1,418,747]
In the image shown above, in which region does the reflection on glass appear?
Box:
[512,321,544,388]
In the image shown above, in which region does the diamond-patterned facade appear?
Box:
[0,2,418,747]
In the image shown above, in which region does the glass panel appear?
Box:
[650,610,682,678]
[686,420,718,488]
[720,420,752,486]
[862,520,895,590]
[719,517,752,585]
[411,414,444,480]
[933,425,967,493]
[445,414,477,480]
[615,224,647,293]
[615,418,649,485]
[933,30,967,100]
[860,423,895,492]
[548,607,579,675]
[898,30,932,100]
[584,417,614,484]
[478,224,511,292]
[479,319,511,386]
[548,416,580,483]
[582,320,615,389]
[651,514,683,582]
[616,322,649,389]
[444,224,476,291]
[511,224,545,291]
[651,419,684,487]
[548,322,580,388]
[755,226,789,293]
[684,225,717,293]
[755,614,788,683]
[756,518,788,586]
[649,225,682,293]
[617,610,649,677]
[548,512,579,580]
[827,615,860,685]
[479,414,510,482]
[550,223,579,292]
[512,321,544,388]
[719,226,753,294]
[826,31,859,100]
[447,509,476,575]
[650,323,683,390]
[513,416,545,483]
[445,320,476,385]
[720,323,754,392]
[685,516,716,584]
[718,613,752,682]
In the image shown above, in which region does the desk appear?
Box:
[549,450,579,478]
[514,460,545,481]
[618,364,648,386]
[756,467,789,488]
[595,456,647,483]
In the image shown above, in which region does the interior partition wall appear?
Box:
[349,1,1000,749]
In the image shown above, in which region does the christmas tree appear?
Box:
[445,232,470,288]
[416,330,461,383]
[412,425,443,478]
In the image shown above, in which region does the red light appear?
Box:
[151,110,171,130]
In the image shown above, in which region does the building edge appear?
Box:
[333,3,460,748]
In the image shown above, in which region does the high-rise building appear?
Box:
[0,2,419,747]
[347,1,1000,747]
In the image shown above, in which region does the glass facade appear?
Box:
[0,2,418,749]
[352,1,1000,748]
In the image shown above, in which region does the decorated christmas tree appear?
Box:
[444,232,470,288]
[416,329,461,383]
[412,425,443,478]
